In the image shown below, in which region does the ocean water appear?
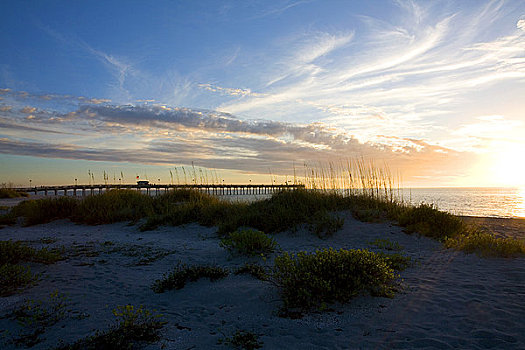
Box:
[398,187,525,219]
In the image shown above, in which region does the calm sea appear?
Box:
[398,187,525,219]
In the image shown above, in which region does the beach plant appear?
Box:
[0,240,64,265]
[394,203,464,240]
[234,263,269,281]
[271,248,396,313]
[307,211,344,238]
[377,252,412,271]
[0,263,36,297]
[74,189,153,224]
[152,263,229,293]
[7,290,70,347]
[353,208,386,222]
[52,305,166,350]
[0,240,63,296]
[220,229,277,256]
[369,238,403,251]
[102,243,175,266]
[0,213,16,226]
[0,187,29,199]
[444,232,525,258]
[218,329,263,350]
[9,196,78,226]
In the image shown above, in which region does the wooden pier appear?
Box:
[14,184,305,197]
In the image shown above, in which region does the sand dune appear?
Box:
[1,213,524,349]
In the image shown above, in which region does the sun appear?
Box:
[491,143,525,187]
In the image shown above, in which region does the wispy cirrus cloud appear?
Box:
[209,0,525,152]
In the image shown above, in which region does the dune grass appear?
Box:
[0,240,64,296]
[444,231,525,258]
[218,329,263,350]
[5,290,70,347]
[220,229,278,257]
[0,263,36,297]
[234,263,269,281]
[0,240,63,265]
[152,263,229,293]
[6,196,78,226]
[0,187,29,199]
[271,248,397,313]
[53,305,166,350]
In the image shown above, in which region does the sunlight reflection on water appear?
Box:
[401,187,525,218]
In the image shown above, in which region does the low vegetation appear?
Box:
[0,263,36,297]
[395,203,464,240]
[220,229,277,256]
[271,248,397,313]
[369,238,403,251]
[5,291,70,347]
[377,252,412,271]
[152,263,229,293]
[218,329,263,350]
[0,187,28,199]
[53,305,166,350]
[308,211,344,238]
[8,196,78,226]
[234,263,269,281]
[0,240,64,265]
[2,160,523,258]
[444,232,525,258]
[0,240,64,296]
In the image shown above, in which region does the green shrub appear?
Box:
[0,240,63,265]
[0,213,16,226]
[7,291,70,347]
[10,197,78,226]
[234,263,268,281]
[353,208,385,223]
[369,238,403,251]
[75,190,153,224]
[444,232,525,258]
[308,211,344,238]
[0,264,36,297]
[152,263,229,293]
[218,329,263,350]
[394,203,463,240]
[272,248,396,312]
[220,229,277,256]
[0,241,63,296]
[377,252,412,271]
[53,305,166,350]
[0,188,28,198]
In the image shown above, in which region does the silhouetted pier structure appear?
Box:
[15,184,305,197]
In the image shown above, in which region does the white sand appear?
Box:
[1,212,524,349]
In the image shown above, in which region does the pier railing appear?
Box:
[14,184,306,196]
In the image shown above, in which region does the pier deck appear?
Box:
[14,184,305,196]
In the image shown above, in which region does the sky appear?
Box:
[1,0,524,187]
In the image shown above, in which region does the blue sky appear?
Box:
[1,0,525,187]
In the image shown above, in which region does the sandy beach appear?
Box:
[1,211,524,349]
